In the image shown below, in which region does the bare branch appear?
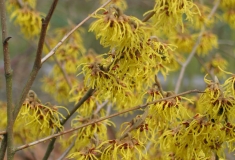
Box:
[174,0,220,93]
[207,0,220,20]
[0,134,7,160]
[174,29,204,93]
[57,138,76,160]
[0,0,14,159]
[41,0,112,64]
[45,40,73,89]
[15,89,203,152]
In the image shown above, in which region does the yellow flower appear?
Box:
[149,96,190,125]
[190,3,215,29]
[145,0,200,31]
[203,54,228,78]
[89,7,151,56]
[222,71,235,96]
[68,144,102,160]
[99,137,147,160]
[170,32,194,53]
[159,114,225,159]
[72,113,114,141]
[15,90,69,141]
[223,9,235,29]
[221,0,235,8]
[0,102,7,130]
[10,8,42,38]
[196,32,218,56]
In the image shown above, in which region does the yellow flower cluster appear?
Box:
[7,0,42,38]
[170,31,194,53]
[221,0,235,8]
[89,7,150,56]
[155,73,235,159]
[99,137,147,160]
[221,0,235,28]
[203,54,228,78]
[86,7,177,110]
[0,94,62,144]
[190,3,215,29]
[16,90,67,139]
[197,31,218,56]
[80,3,203,120]
[145,0,199,31]
[0,102,7,130]
[159,114,224,159]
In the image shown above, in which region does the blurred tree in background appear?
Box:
[0,0,235,159]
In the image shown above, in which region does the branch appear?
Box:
[174,0,220,93]
[62,88,95,125]
[174,29,204,93]
[207,0,220,20]
[14,89,203,152]
[41,0,112,64]
[13,0,59,121]
[0,131,6,135]
[0,0,14,159]
[42,88,95,160]
[45,40,73,89]
[0,134,7,160]
[57,137,76,160]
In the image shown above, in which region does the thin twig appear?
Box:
[16,0,24,8]
[207,0,220,20]
[57,137,76,160]
[53,55,73,89]
[15,89,203,152]
[13,0,59,122]
[41,0,112,64]
[0,131,6,135]
[0,0,14,159]
[45,40,73,89]
[174,0,220,93]
[62,88,95,125]
[17,133,37,160]
[42,88,95,160]
[94,100,108,115]
[0,134,7,160]
[119,107,149,140]
[56,99,110,158]
[174,29,204,93]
